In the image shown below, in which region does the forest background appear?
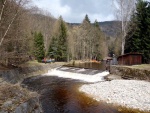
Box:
[0,0,149,66]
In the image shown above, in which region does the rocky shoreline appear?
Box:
[0,81,42,113]
[79,79,150,112]
[0,62,66,113]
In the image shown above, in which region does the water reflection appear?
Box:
[65,62,106,70]
[23,76,121,113]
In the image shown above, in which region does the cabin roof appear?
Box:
[118,53,142,59]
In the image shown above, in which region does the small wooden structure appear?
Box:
[118,53,142,65]
[103,57,113,71]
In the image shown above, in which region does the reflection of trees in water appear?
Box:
[23,75,125,113]
[66,62,106,70]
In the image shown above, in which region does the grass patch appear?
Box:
[19,60,44,67]
[118,64,150,70]
[19,60,68,68]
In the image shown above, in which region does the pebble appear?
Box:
[79,80,150,112]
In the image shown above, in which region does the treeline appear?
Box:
[1,0,150,66]
[106,0,150,63]
[67,15,108,61]
[47,15,108,61]
[0,0,108,66]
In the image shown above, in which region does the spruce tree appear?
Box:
[47,36,59,60]
[84,14,91,23]
[34,32,45,62]
[48,16,68,61]
[125,0,150,63]
[58,16,68,61]
[94,20,100,28]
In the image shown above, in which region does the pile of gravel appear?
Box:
[79,80,150,112]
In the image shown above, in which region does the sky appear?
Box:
[32,0,116,23]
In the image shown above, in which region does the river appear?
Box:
[22,62,138,113]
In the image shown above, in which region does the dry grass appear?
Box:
[0,60,68,70]
[0,65,9,70]
[124,64,150,70]
[19,60,44,67]
[19,60,68,68]
[0,81,37,111]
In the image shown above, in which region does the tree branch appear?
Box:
[0,11,19,46]
[0,0,7,24]
[0,0,23,47]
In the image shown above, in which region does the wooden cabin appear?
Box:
[117,53,142,65]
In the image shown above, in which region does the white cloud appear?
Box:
[90,14,115,22]
[32,0,115,23]
[32,0,71,18]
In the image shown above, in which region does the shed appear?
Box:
[117,53,142,65]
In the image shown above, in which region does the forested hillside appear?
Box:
[1,0,149,66]
[99,21,121,37]
[0,0,109,66]
[69,21,121,38]
[0,0,56,66]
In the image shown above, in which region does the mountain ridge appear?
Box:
[68,21,121,37]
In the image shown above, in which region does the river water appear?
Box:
[22,63,140,113]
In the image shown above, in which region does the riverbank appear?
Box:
[0,81,42,113]
[110,64,150,81]
[79,80,150,112]
[0,61,67,113]
[79,64,150,112]
[0,61,67,83]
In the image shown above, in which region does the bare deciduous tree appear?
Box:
[0,0,29,47]
[0,0,7,23]
[66,16,108,61]
[0,0,31,65]
[113,0,136,55]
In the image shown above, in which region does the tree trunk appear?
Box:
[0,12,19,47]
[0,0,6,24]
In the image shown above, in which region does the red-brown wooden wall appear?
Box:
[118,53,142,65]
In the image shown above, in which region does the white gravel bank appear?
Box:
[79,80,150,112]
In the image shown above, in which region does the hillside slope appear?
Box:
[69,21,121,38]
[99,21,121,37]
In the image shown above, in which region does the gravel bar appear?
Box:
[79,80,150,112]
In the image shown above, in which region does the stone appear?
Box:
[2,101,12,108]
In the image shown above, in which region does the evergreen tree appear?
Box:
[48,16,68,61]
[34,32,45,62]
[58,16,68,61]
[125,0,150,63]
[94,19,100,28]
[84,14,91,23]
[47,36,59,59]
